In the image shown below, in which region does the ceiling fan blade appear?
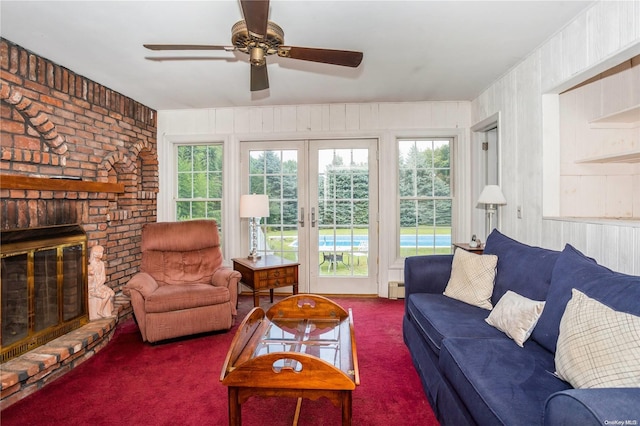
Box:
[250,64,269,92]
[144,44,235,51]
[279,46,363,68]
[145,57,239,62]
[240,0,269,39]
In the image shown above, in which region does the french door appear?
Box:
[241,138,378,295]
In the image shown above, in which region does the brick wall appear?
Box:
[0,38,158,293]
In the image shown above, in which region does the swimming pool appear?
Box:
[290,234,452,248]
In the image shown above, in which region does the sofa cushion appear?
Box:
[533,244,640,353]
[485,290,545,347]
[483,230,561,306]
[439,337,571,426]
[443,249,497,310]
[555,289,640,388]
[406,293,504,355]
[145,283,230,313]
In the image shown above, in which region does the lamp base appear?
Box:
[247,248,261,261]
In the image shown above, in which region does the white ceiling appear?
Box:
[1,1,593,111]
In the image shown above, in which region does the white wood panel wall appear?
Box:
[472,0,640,275]
[158,101,471,296]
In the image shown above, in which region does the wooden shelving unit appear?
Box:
[576,149,640,164]
[589,105,640,129]
[0,174,124,193]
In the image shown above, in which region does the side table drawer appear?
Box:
[263,266,296,280]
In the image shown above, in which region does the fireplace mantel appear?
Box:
[0,174,124,193]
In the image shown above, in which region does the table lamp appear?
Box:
[477,185,506,237]
[240,194,270,260]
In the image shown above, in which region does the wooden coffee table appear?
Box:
[220,294,360,425]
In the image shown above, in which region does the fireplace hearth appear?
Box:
[1,224,89,362]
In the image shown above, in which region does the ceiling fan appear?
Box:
[144,0,363,92]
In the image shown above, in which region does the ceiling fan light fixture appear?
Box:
[231,20,284,56]
[250,46,266,66]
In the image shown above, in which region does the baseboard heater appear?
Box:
[388,281,405,300]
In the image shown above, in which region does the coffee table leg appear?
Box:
[341,391,352,425]
[228,387,241,426]
[293,283,298,295]
[253,290,259,307]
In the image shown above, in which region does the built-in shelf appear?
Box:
[589,105,640,129]
[0,174,124,193]
[575,149,640,164]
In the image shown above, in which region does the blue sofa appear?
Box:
[403,230,640,426]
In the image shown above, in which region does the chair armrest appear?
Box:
[212,267,242,288]
[404,254,453,298]
[212,267,242,316]
[544,388,640,426]
[124,272,158,298]
[124,272,158,342]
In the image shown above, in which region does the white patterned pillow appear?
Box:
[443,249,497,310]
[485,290,545,347]
[555,289,640,388]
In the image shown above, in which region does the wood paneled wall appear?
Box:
[472,0,640,274]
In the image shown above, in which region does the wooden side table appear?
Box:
[452,242,484,255]
[232,255,300,307]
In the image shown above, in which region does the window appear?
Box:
[176,144,223,223]
[398,138,452,256]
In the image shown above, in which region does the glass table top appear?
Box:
[254,318,343,371]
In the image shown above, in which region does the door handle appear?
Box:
[311,207,316,228]
[298,207,305,227]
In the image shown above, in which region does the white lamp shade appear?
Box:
[477,185,507,205]
[240,194,270,218]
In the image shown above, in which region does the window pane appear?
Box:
[192,146,207,172]
[353,201,369,226]
[177,146,192,172]
[434,169,450,196]
[178,173,192,198]
[416,170,433,197]
[282,175,297,199]
[399,169,415,197]
[266,175,282,199]
[250,151,265,174]
[208,172,223,198]
[190,201,206,218]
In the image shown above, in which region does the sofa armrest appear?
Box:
[124,272,158,298]
[212,267,242,316]
[404,254,453,298]
[544,388,640,426]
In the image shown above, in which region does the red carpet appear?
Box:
[1,296,438,426]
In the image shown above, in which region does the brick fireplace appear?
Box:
[1,38,158,408]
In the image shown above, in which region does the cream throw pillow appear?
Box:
[555,289,640,388]
[443,249,497,310]
[485,290,545,347]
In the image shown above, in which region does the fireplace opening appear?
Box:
[1,224,89,362]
